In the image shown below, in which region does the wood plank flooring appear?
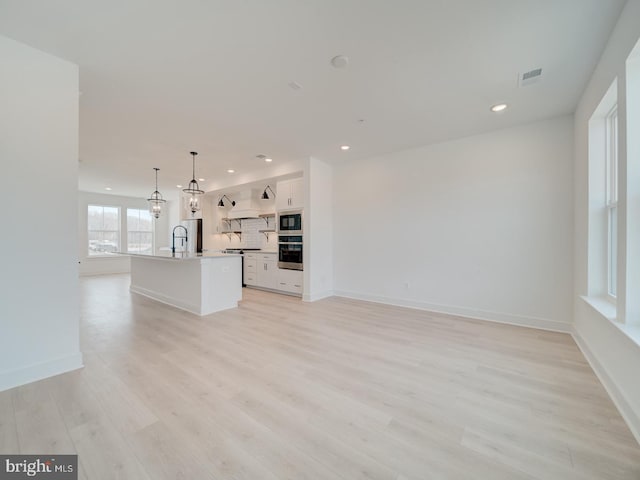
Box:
[1,273,638,479]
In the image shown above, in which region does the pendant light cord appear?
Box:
[191,151,197,182]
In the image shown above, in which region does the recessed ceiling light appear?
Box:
[198,178,205,182]
[176,184,183,188]
[490,103,508,112]
[105,187,112,191]
[340,145,350,151]
[227,169,235,174]
[265,157,273,162]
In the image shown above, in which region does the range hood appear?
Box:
[227,190,261,219]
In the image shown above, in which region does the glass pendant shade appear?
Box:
[183,151,204,216]
[188,194,200,214]
[147,168,166,219]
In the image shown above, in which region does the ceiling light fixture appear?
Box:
[227,169,235,174]
[176,184,182,188]
[490,103,508,112]
[261,185,276,200]
[340,145,350,151]
[147,167,166,219]
[183,151,204,216]
[217,195,236,208]
[198,178,205,182]
[265,158,273,163]
[105,187,112,191]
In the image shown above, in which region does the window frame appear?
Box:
[87,204,121,257]
[605,105,618,302]
[126,208,155,254]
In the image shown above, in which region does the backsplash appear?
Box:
[241,218,265,249]
[209,217,277,251]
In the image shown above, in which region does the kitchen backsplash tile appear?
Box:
[222,218,277,250]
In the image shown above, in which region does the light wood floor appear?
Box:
[1,274,639,479]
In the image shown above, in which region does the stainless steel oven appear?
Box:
[278,235,303,270]
[278,210,302,234]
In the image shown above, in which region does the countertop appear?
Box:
[123,252,242,261]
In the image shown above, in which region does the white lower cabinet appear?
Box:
[256,254,277,290]
[277,268,303,295]
[244,254,257,286]
[245,253,277,290]
[244,252,302,295]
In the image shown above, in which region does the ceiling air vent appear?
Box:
[518,68,542,87]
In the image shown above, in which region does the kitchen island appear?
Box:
[128,252,242,316]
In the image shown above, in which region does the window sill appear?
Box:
[581,295,640,348]
[581,295,616,321]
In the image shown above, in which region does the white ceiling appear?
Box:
[0,0,626,198]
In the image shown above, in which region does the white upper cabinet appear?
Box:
[276,178,304,211]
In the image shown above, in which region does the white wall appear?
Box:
[304,158,334,301]
[333,115,574,332]
[573,0,640,441]
[0,35,83,391]
[78,191,170,275]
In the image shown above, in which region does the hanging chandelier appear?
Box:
[147,167,166,219]
[183,151,204,215]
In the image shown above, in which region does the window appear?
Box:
[606,106,618,299]
[88,205,120,255]
[127,208,153,253]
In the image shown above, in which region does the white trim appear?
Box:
[244,285,302,298]
[581,295,640,348]
[79,255,131,276]
[333,290,572,333]
[0,353,84,393]
[571,327,640,444]
[130,285,203,315]
[303,290,334,302]
[581,295,617,321]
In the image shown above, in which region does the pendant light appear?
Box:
[147,167,166,219]
[183,151,204,215]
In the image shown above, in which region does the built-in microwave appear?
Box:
[278,211,302,234]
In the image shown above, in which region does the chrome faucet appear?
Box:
[172,225,188,255]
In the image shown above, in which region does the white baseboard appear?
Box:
[0,352,84,393]
[303,290,334,302]
[130,285,201,315]
[332,290,572,333]
[572,327,640,444]
[79,256,130,276]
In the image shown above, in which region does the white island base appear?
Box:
[129,253,242,316]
